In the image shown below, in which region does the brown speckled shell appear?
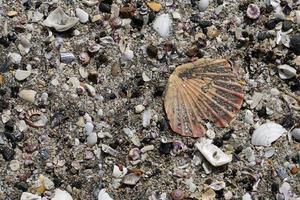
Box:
[164,58,244,137]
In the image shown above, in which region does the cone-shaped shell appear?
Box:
[164,58,244,137]
[43,7,79,32]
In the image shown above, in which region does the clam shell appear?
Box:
[164,59,244,137]
[277,64,297,79]
[251,122,286,146]
[98,189,113,200]
[43,7,79,32]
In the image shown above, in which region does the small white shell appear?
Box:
[19,89,37,103]
[51,189,73,200]
[251,122,286,146]
[153,14,172,38]
[102,144,118,157]
[43,7,79,32]
[21,192,41,200]
[122,173,141,185]
[112,165,128,178]
[75,8,89,23]
[195,139,232,167]
[15,69,31,81]
[98,189,113,200]
[277,64,297,79]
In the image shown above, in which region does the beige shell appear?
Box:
[164,58,244,137]
[43,7,79,32]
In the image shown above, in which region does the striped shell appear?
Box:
[164,58,244,137]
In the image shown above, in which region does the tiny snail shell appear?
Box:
[171,189,185,200]
[247,4,260,19]
[79,52,90,65]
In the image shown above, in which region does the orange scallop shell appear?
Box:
[164,59,244,137]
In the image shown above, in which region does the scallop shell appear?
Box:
[43,7,79,32]
[25,109,48,128]
[164,58,244,137]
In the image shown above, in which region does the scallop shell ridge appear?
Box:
[164,58,244,137]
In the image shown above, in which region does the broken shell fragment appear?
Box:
[122,173,141,185]
[43,7,79,32]
[98,189,113,200]
[19,89,37,103]
[277,64,297,80]
[153,14,172,38]
[171,189,185,200]
[79,52,90,65]
[113,165,128,178]
[251,122,286,146]
[129,148,141,160]
[25,109,48,128]
[51,189,73,200]
[195,139,232,166]
[164,58,244,137]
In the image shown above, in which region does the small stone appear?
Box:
[111,63,121,76]
[51,189,73,200]
[290,166,299,175]
[119,6,135,18]
[207,25,219,39]
[142,109,151,127]
[8,52,22,65]
[19,89,37,103]
[265,19,280,30]
[0,74,4,85]
[146,45,158,58]
[290,34,300,55]
[44,176,55,190]
[291,128,300,141]
[147,1,162,12]
[75,8,89,23]
[244,110,254,124]
[197,0,209,12]
[121,48,134,61]
[99,2,111,13]
[9,160,20,171]
[91,14,102,22]
[135,105,145,114]
[282,20,292,32]
[15,69,31,81]
[87,132,97,146]
[84,122,94,135]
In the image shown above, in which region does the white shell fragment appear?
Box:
[51,189,73,200]
[195,139,232,167]
[43,7,79,32]
[19,89,37,103]
[277,64,297,80]
[75,8,89,23]
[153,14,172,38]
[98,189,113,200]
[296,10,300,26]
[142,109,152,127]
[122,173,141,185]
[251,122,286,147]
[15,69,31,81]
[87,132,97,146]
[21,192,41,200]
[113,165,128,178]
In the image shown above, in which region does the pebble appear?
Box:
[7,10,18,17]
[18,89,37,103]
[51,189,73,200]
[0,147,15,161]
[135,104,145,113]
[87,132,98,146]
[75,8,89,23]
[15,69,31,81]
[44,176,55,190]
[244,110,254,124]
[291,128,300,141]
[243,147,256,165]
[121,48,134,61]
[140,145,154,153]
[84,122,94,135]
[290,34,300,55]
[153,14,172,38]
[60,52,76,64]
[21,192,41,200]
[197,0,209,12]
[142,109,152,127]
[282,20,292,32]
[147,1,162,12]
[8,52,22,65]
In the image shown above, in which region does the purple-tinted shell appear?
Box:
[247,4,260,19]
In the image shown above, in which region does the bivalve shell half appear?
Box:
[164,58,244,137]
[43,7,79,32]
[251,122,286,146]
[98,189,113,200]
[277,64,297,79]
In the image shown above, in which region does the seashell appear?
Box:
[20,192,41,200]
[25,109,48,128]
[43,7,79,32]
[79,52,91,65]
[102,144,118,157]
[197,0,209,12]
[51,189,73,200]
[153,14,172,38]
[113,165,128,178]
[84,83,96,97]
[195,139,232,167]
[291,128,300,141]
[83,0,99,6]
[129,148,140,160]
[60,52,76,64]
[171,189,185,200]
[98,189,113,200]
[8,52,22,65]
[122,173,141,185]
[164,59,244,137]
[87,132,97,146]
[251,122,286,146]
[75,8,89,24]
[246,4,260,19]
[121,48,134,61]
[15,69,31,81]
[139,6,149,15]
[88,43,101,53]
[277,64,297,80]
[19,89,37,103]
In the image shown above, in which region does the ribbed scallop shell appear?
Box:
[164,59,244,137]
